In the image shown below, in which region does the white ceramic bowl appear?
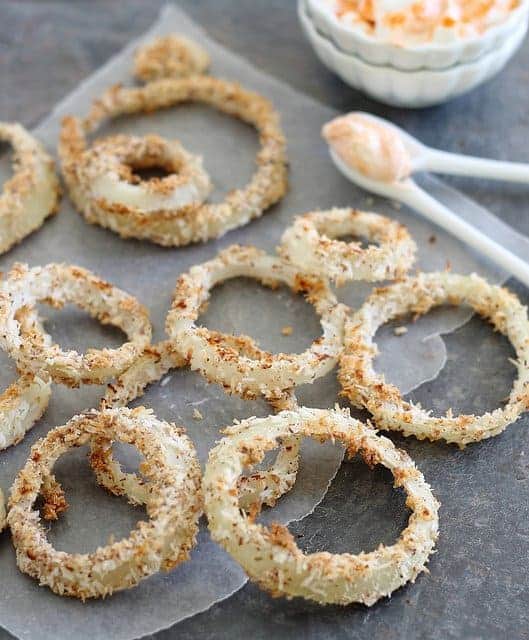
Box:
[306,0,529,70]
[299,0,528,108]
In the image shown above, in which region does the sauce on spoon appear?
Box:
[322,113,411,183]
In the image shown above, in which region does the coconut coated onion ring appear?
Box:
[339,272,529,447]
[8,407,202,600]
[278,208,416,285]
[165,244,347,399]
[90,339,300,511]
[0,263,152,387]
[80,134,212,214]
[204,406,439,605]
[0,122,60,255]
[59,76,288,247]
[133,34,211,82]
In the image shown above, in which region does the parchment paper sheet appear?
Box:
[0,5,529,640]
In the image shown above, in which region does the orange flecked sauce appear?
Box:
[331,0,520,45]
[322,113,412,183]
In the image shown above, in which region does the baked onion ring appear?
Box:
[79,134,212,213]
[8,407,202,600]
[134,34,211,82]
[59,76,288,247]
[0,122,60,255]
[278,208,416,285]
[204,406,439,605]
[165,244,347,399]
[0,263,152,387]
[339,272,529,447]
[90,339,300,510]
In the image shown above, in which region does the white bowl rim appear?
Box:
[300,0,528,77]
[307,0,529,54]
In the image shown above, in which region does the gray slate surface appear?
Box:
[1,1,528,639]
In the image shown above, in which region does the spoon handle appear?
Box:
[403,183,529,287]
[424,149,529,184]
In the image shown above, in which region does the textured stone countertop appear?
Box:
[1,2,528,639]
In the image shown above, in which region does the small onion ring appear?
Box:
[133,34,211,82]
[0,122,60,255]
[80,134,212,213]
[59,76,288,247]
[339,272,529,447]
[204,406,439,605]
[8,406,202,600]
[236,392,301,512]
[165,244,347,399]
[278,208,416,285]
[0,263,152,387]
[89,339,300,511]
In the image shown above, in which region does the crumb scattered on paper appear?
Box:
[160,376,171,387]
[429,235,437,244]
[394,326,408,336]
[193,408,204,420]
[281,325,293,336]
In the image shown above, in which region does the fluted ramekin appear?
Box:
[299,0,528,108]
[306,0,529,71]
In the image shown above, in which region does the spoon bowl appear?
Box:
[341,112,427,172]
[344,111,529,183]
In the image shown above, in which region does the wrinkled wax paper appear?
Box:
[1,4,529,640]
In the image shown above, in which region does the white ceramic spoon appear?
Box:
[352,111,529,183]
[329,149,529,288]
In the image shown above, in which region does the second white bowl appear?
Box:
[299,0,528,108]
[306,0,529,70]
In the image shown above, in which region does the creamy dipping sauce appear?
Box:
[327,0,520,46]
[322,113,411,182]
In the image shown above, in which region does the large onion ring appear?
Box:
[59,76,288,246]
[8,406,202,600]
[0,122,60,255]
[204,406,439,605]
[0,263,152,387]
[165,244,347,399]
[80,134,212,214]
[339,272,529,447]
[90,339,300,511]
[133,34,211,82]
[278,208,416,285]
